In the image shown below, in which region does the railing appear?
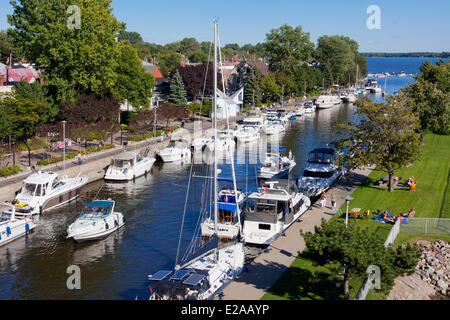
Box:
[355,217,450,300]
[400,218,450,235]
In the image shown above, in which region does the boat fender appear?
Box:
[105,220,109,230]
[115,219,119,227]
[25,224,30,233]
[6,226,11,236]
[39,206,43,215]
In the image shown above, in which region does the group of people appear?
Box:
[405,176,417,191]
[374,208,416,224]
[319,192,337,209]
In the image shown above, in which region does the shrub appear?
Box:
[0,165,22,177]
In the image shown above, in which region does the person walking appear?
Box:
[331,193,336,209]
[77,152,82,166]
[320,193,327,208]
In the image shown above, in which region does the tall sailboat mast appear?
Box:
[213,20,219,262]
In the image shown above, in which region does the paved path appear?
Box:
[221,167,373,300]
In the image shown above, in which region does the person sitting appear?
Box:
[408,208,416,216]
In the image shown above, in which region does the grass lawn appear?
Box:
[262,134,449,300]
[331,133,450,239]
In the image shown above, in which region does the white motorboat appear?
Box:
[241,117,265,132]
[0,203,36,247]
[263,119,285,135]
[258,148,296,180]
[206,131,235,152]
[158,139,191,162]
[12,171,88,216]
[243,181,311,246]
[344,93,357,103]
[235,126,260,143]
[104,152,155,181]
[67,200,125,242]
[148,21,244,301]
[297,148,346,198]
[315,95,336,109]
[201,188,247,239]
[295,107,305,117]
[304,102,316,113]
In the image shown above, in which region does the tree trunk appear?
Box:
[344,267,350,300]
[388,171,395,192]
[25,142,31,167]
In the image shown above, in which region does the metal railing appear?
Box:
[400,218,450,235]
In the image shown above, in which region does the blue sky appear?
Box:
[0,0,449,52]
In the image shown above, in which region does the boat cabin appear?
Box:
[112,152,143,169]
[246,183,304,227]
[307,148,337,164]
[18,172,61,198]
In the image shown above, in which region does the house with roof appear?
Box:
[225,58,270,93]
[213,87,244,119]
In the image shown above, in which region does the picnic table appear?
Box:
[349,208,361,219]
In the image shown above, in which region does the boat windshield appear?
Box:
[303,170,335,178]
[0,211,12,222]
[80,205,113,219]
[114,159,134,168]
[21,183,37,196]
[255,199,284,215]
[308,152,334,164]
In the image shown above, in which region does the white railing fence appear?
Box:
[355,217,450,300]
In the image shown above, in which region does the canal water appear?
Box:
[0,60,423,300]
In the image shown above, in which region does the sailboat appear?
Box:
[148,21,244,300]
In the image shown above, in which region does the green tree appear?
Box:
[118,30,143,45]
[335,95,422,192]
[260,74,281,103]
[302,219,420,300]
[0,29,15,63]
[264,24,314,75]
[169,70,187,105]
[244,68,262,106]
[8,0,125,103]
[157,51,182,77]
[112,43,156,109]
[0,91,55,166]
[179,37,200,56]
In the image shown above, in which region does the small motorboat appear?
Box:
[235,126,260,143]
[258,148,296,180]
[158,139,191,162]
[0,203,36,247]
[67,200,125,242]
[104,152,155,181]
[263,119,285,136]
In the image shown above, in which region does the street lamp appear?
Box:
[62,120,67,172]
[342,195,354,228]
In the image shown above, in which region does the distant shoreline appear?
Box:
[361,53,449,58]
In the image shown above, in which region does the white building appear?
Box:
[214,87,244,119]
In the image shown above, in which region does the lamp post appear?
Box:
[342,196,354,228]
[62,120,67,172]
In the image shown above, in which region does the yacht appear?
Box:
[344,92,357,103]
[148,21,244,301]
[262,119,285,136]
[0,203,36,247]
[12,171,88,216]
[243,181,311,246]
[67,200,125,242]
[158,139,191,162]
[241,117,265,132]
[297,148,345,198]
[206,131,235,152]
[295,106,305,117]
[235,126,260,143]
[315,95,340,109]
[258,148,296,180]
[104,152,155,181]
[191,136,211,152]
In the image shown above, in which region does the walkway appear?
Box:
[221,167,373,300]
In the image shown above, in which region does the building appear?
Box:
[214,87,244,119]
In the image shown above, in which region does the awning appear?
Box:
[209,202,237,213]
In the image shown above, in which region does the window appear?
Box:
[22,183,37,196]
[303,170,336,179]
[258,224,271,231]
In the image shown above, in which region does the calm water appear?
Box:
[0,57,428,300]
[366,57,449,75]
